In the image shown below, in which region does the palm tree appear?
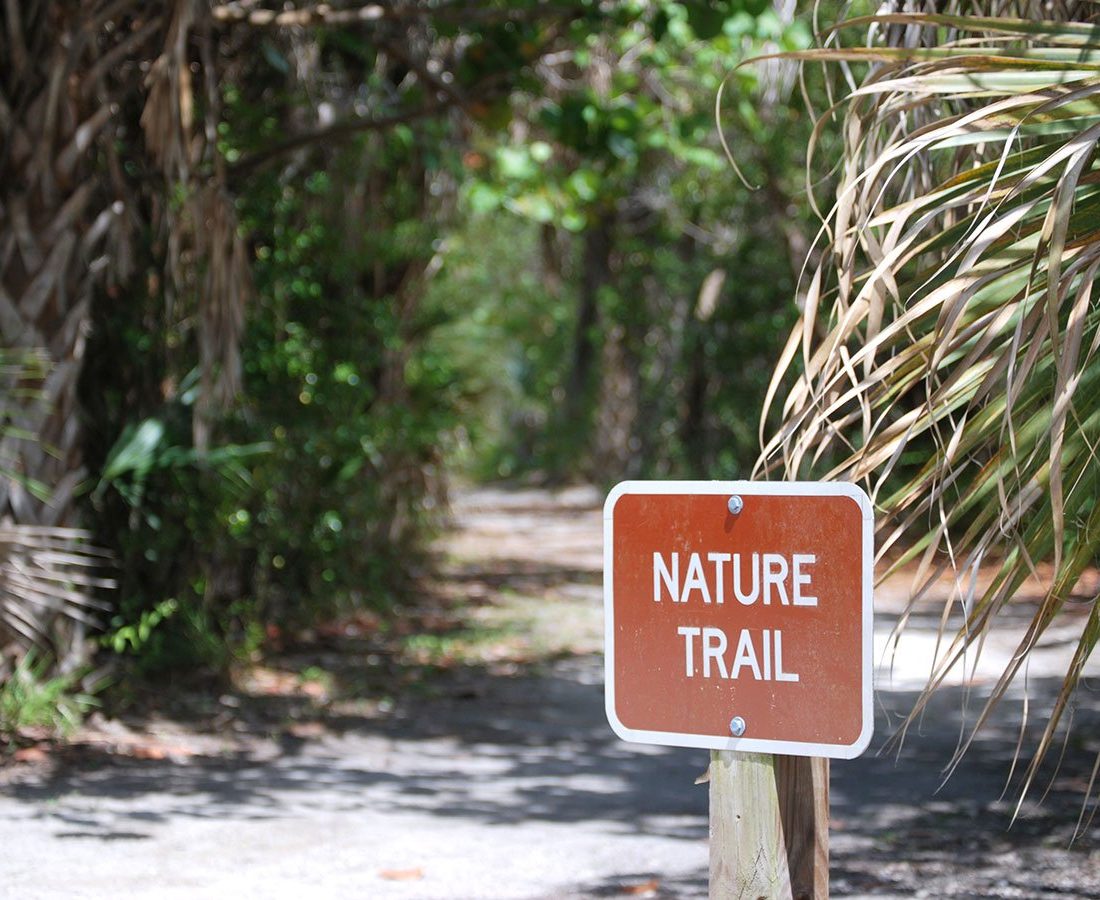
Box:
[0,4,151,667]
[757,5,1100,803]
[0,350,112,674]
[1,2,121,528]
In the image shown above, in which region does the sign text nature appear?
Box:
[654,549,817,682]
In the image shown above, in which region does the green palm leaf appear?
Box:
[757,5,1100,806]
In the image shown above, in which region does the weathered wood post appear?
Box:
[709,752,828,899]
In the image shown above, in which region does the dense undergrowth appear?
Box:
[1,0,824,737]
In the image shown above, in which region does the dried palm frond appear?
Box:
[0,348,115,668]
[1,3,179,673]
[141,0,251,450]
[756,4,1100,805]
[0,523,114,669]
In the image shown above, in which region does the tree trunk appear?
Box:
[3,6,102,525]
[593,320,641,480]
[0,2,153,661]
[562,216,612,442]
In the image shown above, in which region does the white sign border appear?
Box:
[603,479,874,760]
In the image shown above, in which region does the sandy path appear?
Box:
[1,485,1098,898]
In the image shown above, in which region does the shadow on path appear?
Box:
[4,483,1100,897]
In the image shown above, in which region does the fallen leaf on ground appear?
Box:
[121,740,197,761]
[285,721,325,739]
[129,744,168,760]
[12,746,48,764]
[379,868,424,881]
[299,680,328,700]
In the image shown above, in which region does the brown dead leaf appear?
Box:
[12,746,48,764]
[299,680,328,700]
[242,666,308,697]
[285,721,325,739]
[379,868,424,882]
[130,744,168,760]
[622,879,660,896]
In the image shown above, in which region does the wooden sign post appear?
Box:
[603,481,872,900]
[709,753,828,899]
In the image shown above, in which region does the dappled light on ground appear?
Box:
[2,487,1099,898]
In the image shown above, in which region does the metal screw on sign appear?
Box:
[729,716,746,737]
[727,495,744,515]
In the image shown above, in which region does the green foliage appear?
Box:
[81,146,460,677]
[426,219,576,478]
[68,0,824,684]
[95,410,270,510]
[80,334,267,675]
[79,15,493,677]
[228,137,457,626]
[0,652,98,739]
[101,599,178,656]
[443,1,818,481]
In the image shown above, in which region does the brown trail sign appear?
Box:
[603,481,873,899]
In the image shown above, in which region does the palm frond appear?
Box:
[758,4,1100,804]
[0,524,114,663]
[0,351,115,667]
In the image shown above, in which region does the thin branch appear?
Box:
[378,36,467,110]
[4,0,30,78]
[212,2,388,27]
[82,17,163,93]
[211,1,573,28]
[227,103,445,180]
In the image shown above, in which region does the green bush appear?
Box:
[0,652,98,739]
[80,123,461,677]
